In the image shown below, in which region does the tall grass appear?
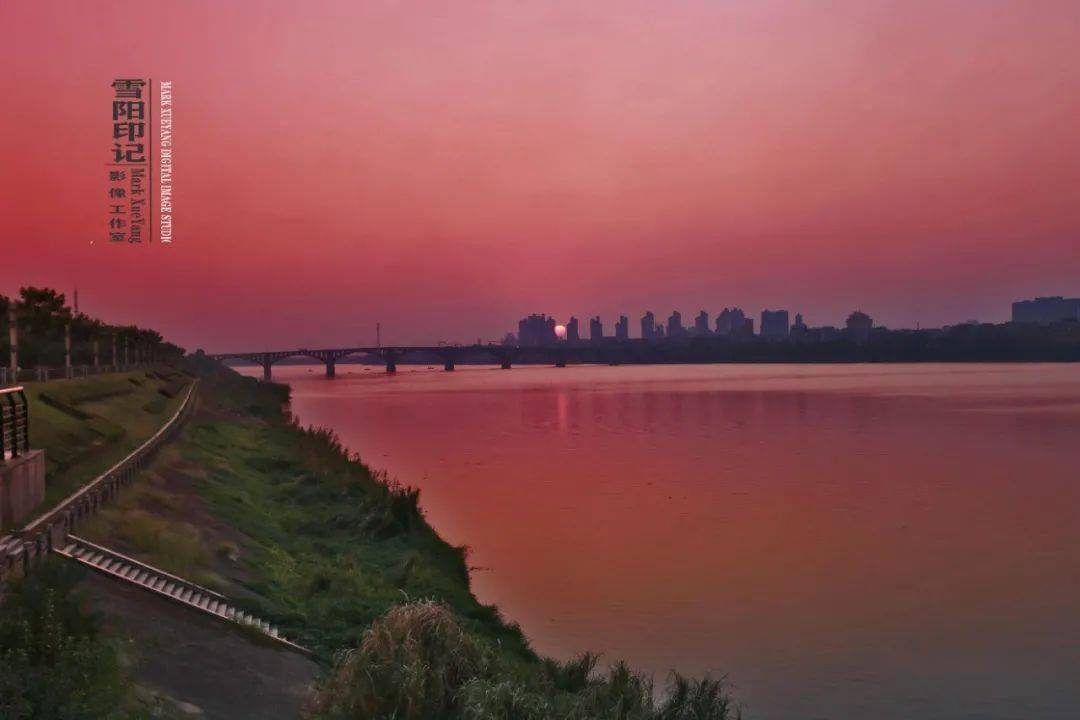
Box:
[307,601,740,720]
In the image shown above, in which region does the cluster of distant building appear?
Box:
[1012,297,1080,325]
[510,295,1078,348]
[513,308,875,346]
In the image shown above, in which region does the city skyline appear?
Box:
[3,1,1080,352]
[1,283,1075,352]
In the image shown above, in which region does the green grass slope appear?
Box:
[23,368,193,512]
[80,363,530,660]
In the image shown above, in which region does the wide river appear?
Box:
[240,363,1080,719]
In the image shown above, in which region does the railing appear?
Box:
[0,386,29,462]
[1,378,198,585]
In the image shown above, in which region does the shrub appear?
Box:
[0,561,132,720]
[307,600,490,720]
[307,602,740,720]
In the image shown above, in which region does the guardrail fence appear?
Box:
[1,364,155,388]
[0,379,198,585]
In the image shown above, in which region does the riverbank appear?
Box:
[80,358,530,655]
[59,357,736,717]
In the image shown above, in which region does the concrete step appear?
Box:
[53,535,308,655]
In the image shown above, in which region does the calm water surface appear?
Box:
[242,363,1080,720]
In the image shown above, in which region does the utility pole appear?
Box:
[8,306,16,380]
[65,324,72,378]
[376,322,381,348]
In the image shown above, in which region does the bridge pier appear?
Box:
[386,359,397,373]
[443,360,455,371]
[262,360,272,381]
[500,359,511,369]
[325,359,336,378]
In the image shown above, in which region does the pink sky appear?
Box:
[2,0,1079,351]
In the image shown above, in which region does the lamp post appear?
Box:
[7,306,16,381]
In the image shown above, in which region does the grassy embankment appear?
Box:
[74,360,739,719]
[2,367,199,719]
[79,361,528,657]
[22,368,193,512]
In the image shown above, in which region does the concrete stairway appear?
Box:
[56,534,309,655]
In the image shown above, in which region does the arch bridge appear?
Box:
[208,344,539,380]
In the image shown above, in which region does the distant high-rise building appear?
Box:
[667,311,685,337]
[694,311,710,335]
[566,316,580,343]
[641,311,656,340]
[846,311,873,343]
[790,313,808,340]
[516,314,558,346]
[760,309,790,339]
[655,323,666,338]
[715,307,746,335]
[615,315,629,341]
[589,316,603,342]
[1012,297,1080,324]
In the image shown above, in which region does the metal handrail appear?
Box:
[0,386,29,462]
[19,379,197,536]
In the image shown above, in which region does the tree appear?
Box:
[15,287,71,337]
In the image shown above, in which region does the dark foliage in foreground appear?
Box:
[0,561,131,720]
[307,601,740,720]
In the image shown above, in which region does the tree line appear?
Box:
[0,287,184,369]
